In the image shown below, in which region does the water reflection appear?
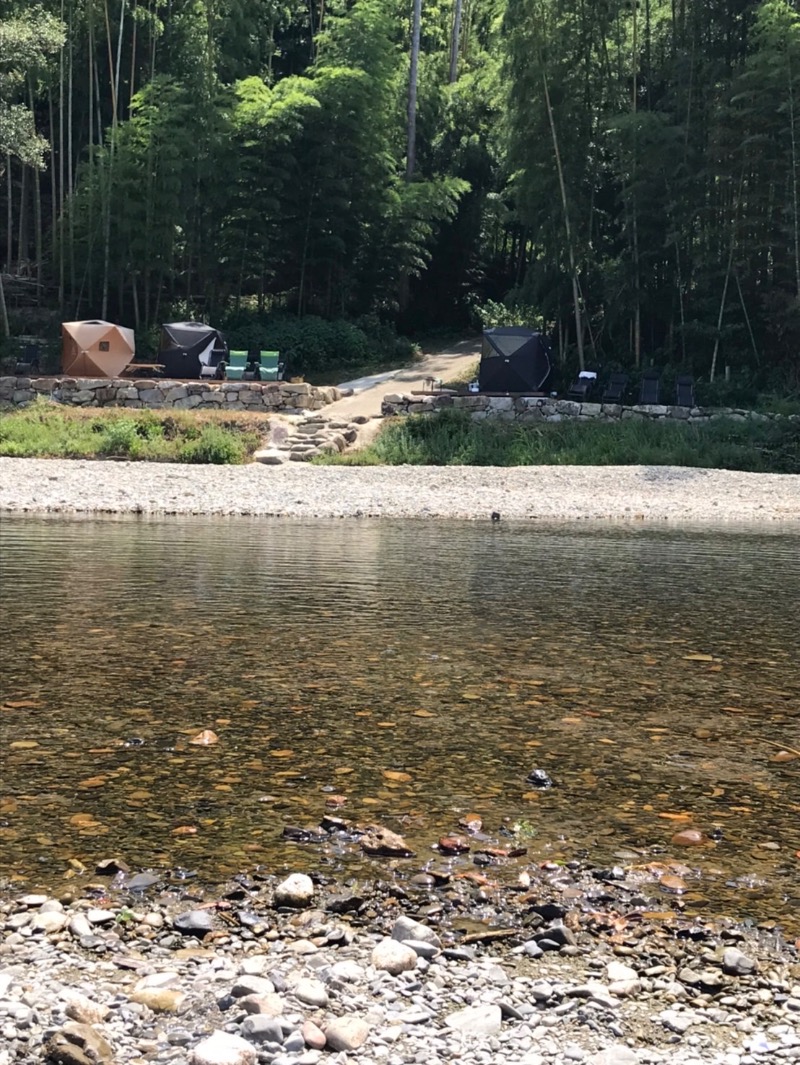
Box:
[0,515,798,928]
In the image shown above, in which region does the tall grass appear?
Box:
[0,402,262,463]
[322,409,800,473]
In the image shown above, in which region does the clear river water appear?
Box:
[0,515,798,930]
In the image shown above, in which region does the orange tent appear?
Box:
[61,320,135,378]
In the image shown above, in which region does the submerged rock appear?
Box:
[360,826,415,857]
[525,768,556,789]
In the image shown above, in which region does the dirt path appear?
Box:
[327,337,481,423]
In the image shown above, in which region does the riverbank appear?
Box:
[1,856,798,1065]
[1,458,799,523]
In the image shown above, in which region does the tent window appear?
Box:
[99,341,110,351]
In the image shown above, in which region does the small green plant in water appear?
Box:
[511,819,538,841]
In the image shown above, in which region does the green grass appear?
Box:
[0,402,263,464]
[319,409,800,473]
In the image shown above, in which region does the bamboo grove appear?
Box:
[1,0,799,384]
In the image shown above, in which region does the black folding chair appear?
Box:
[675,375,695,407]
[639,368,661,404]
[602,372,629,402]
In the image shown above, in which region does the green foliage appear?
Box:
[473,299,544,329]
[178,424,251,464]
[323,408,800,472]
[0,7,64,166]
[0,402,260,464]
[220,311,418,375]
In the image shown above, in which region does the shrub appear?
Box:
[97,419,142,457]
[177,424,252,464]
[220,310,416,377]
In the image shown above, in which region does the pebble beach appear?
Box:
[1,856,799,1065]
[1,459,800,523]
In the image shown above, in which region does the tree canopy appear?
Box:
[1,0,799,389]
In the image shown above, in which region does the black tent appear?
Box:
[159,321,228,379]
[479,328,552,393]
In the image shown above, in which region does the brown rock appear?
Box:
[437,836,470,855]
[325,1016,370,1052]
[131,987,187,1012]
[458,813,483,833]
[671,829,707,847]
[301,1019,327,1050]
[659,874,688,893]
[360,826,415,858]
[190,729,219,745]
[46,1023,113,1065]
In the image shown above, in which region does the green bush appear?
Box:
[219,311,417,377]
[97,418,142,457]
[177,424,252,464]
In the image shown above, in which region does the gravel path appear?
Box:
[1,458,799,524]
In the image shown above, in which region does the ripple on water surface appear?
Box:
[0,515,798,929]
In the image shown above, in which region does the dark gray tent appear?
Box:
[159,321,228,379]
[479,328,552,393]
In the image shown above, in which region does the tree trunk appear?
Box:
[0,272,9,338]
[541,64,584,369]
[58,0,65,308]
[68,0,75,306]
[449,0,463,84]
[5,155,12,270]
[787,53,800,297]
[710,236,734,383]
[406,0,422,178]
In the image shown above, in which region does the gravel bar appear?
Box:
[1,458,799,523]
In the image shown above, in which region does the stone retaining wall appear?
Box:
[0,376,340,414]
[381,392,794,425]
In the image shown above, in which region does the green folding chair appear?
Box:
[258,350,284,381]
[226,350,248,380]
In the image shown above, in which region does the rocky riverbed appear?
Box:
[2,851,798,1065]
[1,458,799,522]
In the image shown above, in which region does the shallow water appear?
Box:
[1,515,798,929]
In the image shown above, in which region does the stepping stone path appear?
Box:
[253,414,375,463]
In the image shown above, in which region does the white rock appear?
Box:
[63,993,109,1025]
[134,971,181,991]
[292,978,329,1007]
[445,1003,503,1037]
[589,1048,640,1065]
[372,938,418,975]
[273,874,315,908]
[607,961,641,997]
[329,960,364,983]
[31,911,68,934]
[402,937,440,960]
[67,914,93,938]
[190,1031,256,1065]
[391,915,441,949]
